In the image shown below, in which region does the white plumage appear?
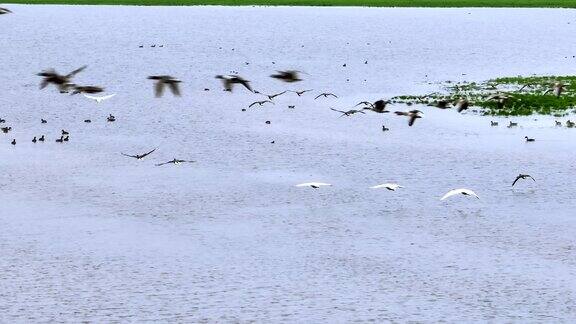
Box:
[295,182,332,188]
[370,183,403,191]
[84,94,116,103]
[440,188,480,200]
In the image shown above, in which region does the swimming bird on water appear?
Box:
[555,121,562,126]
[61,129,69,135]
[156,158,195,166]
[0,7,13,14]
[395,110,423,126]
[370,183,402,191]
[249,100,274,108]
[215,75,253,92]
[11,139,15,145]
[440,188,480,200]
[491,121,499,126]
[55,136,64,143]
[37,65,87,93]
[290,89,313,96]
[330,107,365,117]
[315,92,338,100]
[567,120,575,128]
[122,148,157,160]
[295,182,332,189]
[512,174,535,187]
[1,127,12,133]
[270,70,303,83]
[107,114,116,122]
[508,121,518,128]
[84,94,116,103]
[0,118,5,123]
[148,75,182,97]
[41,119,47,124]
[32,136,37,143]
[382,125,390,132]
[525,136,535,142]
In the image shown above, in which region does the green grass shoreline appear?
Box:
[3,0,576,7]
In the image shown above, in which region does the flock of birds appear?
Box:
[0,6,550,200]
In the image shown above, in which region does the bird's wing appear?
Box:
[440,189,462,201]
[328,93,338,98]
[169,83,181,96]
[529,175,536,181]
[121,153,139,159]
[249,102,259,107]
[314,94,322,99]
[295,182,330,187]
[512,175,521,187]
[330,108,346,114]
[66,65,87,78]
[370,184,388,189]
[265,100,275,105]
[461,189,480,199]
[272,91,287,97]
[240,80,252,92]
[408,114,418,126]
[155,82,164,97]
[155,161,170,166]
[39,79,49,90]
[101,94,116,100]
[140,148,157,158]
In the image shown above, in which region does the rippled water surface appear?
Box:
[1,5,576,322]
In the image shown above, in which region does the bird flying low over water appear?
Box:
[440,189,480,200]
[270,70,303,83]
[395,110,423,126]
[454,99,470,113]
[289,89,313,96]
[330,108,365,117]
[315,92,338,99]
[71,86,104,95]
[156,158,195,166]
[544,82,567,97]
[215,75,252,92]
[84,94,116,103]
[37,65,87,93]
[363,99,391,113]
[260,91,287,100]
[249,100,274,108]
[148,75,182,97]
[0,7,12,14]
[512,174,535,187]
[295,182,332,189]
[370,183,403,191]
[122,148,157,160]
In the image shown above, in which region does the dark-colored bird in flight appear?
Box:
[315,92,338,100]
[249,100,274,108]
[270,70,302,83]
[71,85,104,95]
[148,75,182,97]
[395,110,423,126]
[290,89,313,96]
[330,108,366,117]
[156,158,196,166]
[37,65,87,93]
[122,148,157,160]
[512,174,535,187]
[215,75,252,92]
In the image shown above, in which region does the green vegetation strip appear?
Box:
[391,76,576,116]
[3,0,576,7]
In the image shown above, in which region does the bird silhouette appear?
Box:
[122,148,157,160]
[37,65,87,93]
[148,75,182,97]
[156,158,195,166]
[512,174,535,187]
[215,75,252,92]
[314,92,338,99]
[270,70,302,83]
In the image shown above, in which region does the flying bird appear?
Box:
[148,75,182,97]
[315,92,338,100]
[395,110,423,126]
[156,158,196,166]
[512,174,535,187]
[440,189,480,201]
[295,182,332,189]
[84,94,116,103]
[122,148,157,160]
[370,183,403,191]
[37,65,87,93]
[71,86,104,95]
[364,99,390,113]
[0,7,12,14]
[454,99,470,113]
[290,89,313,96]
[215,75,252,92]
[544,82,567,97]
[270,70,302,83]
[330,108,365,117]
[249,100,274,108]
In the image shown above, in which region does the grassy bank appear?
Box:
[3,0,576,7]
[391,76,576,116]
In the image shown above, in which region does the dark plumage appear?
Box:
[330,108,365,117]
[512,174,535,187]
[156,158,195,166]
[270,70,302,83]
[71,85,104,95]
[0,7,13,14]
[37,65,87,93]
[215,75,252,92]
[148,75,182,97]
[314,92,338,100]
[122,148,157,160]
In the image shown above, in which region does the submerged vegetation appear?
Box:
[4,0,576,7]
[391,76,576,116]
